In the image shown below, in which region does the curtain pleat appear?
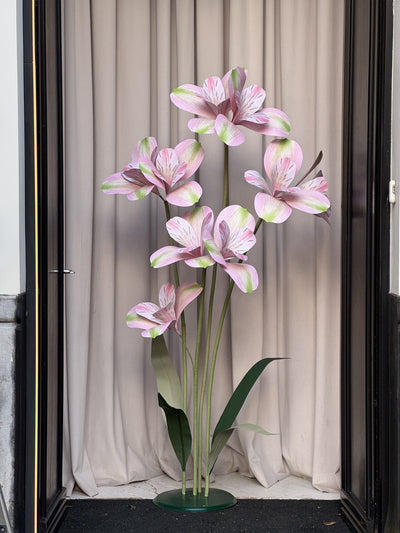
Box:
[63,0,344,496]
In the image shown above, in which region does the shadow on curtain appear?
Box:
[62,0,344,497]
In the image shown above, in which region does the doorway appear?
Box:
[20,1,394,532]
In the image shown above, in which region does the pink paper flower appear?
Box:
[170,67,290,146]
[245,139,330,223]
[126,282,203,338]
[101,137,204,207]
[151,205,259,293]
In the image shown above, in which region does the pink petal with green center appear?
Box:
[188,118,216,135]
[254,192,292,223]
[264,139,303,177]
[242,108,290,138]
[166,181,202,207]
[142,322,171,338]
[215,205,255,241]
[101,173,139,194]
[174,139,204,179]
[138,161,165,189]
[126,308,159,330]
[155,149,187,186]
[215,115,245,146]
[175,282,203,324]
[132,136,158,163]
[185,255,215,268]
[204,237,226,265]
[283,189,330,214]
[226,228,256,256]
[300,175,328,193]
[271,158,297,190]
[158,283,175,309]
[202,76,226,106]
[222,263,259,293]
[150,246,195,268]
[166,216,199,247]
[244,170,270,193]
[183,206,214,240]
[170,84,215,118]
[236,85,266,120]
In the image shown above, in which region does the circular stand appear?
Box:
[153,488,237,512]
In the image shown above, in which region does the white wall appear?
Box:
[0,0,25,295]
[391,0,400,295]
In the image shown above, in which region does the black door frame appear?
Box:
[20,1,65,532]
[20,1,395,532]
[341,0,393,532]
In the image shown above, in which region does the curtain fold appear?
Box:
[63,0,344,496]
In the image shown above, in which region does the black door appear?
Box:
[341,1,393,531]
[21,1,65,531]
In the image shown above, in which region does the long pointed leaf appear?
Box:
[158,394,192,472]
[212,357,283,442]
[208,423,275,474]
[151,335,183,410]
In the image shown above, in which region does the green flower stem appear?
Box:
[197,263,217,492]
[204,278,235,496]
[223,143,229,209]
[163,201,188,496]
[192,268,207,495]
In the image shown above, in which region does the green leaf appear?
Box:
[151,335,183,410]
[158,394,192,472]
[208,423,275,474]
[209,357,283,472]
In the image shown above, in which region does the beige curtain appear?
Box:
[63,0,344,497]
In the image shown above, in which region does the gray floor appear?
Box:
[70,473,340,501]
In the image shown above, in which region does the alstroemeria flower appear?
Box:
[170,67,290,146]
[203,205,259,293]
[101,137,204,207]
[245,139,330,223]
[150,206,215,269]
[126,282,203,338]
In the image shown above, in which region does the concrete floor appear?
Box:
[70,473,340,501]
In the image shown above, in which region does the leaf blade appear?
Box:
[151,335,184,410]
[158,394,192,472]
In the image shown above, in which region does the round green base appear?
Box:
[153,488,237,512]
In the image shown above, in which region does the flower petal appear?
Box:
[166,181,203,207]
[150,246,194,268]
[158,283,175,309]
[126,306,159,329]
[203,237,226,265]
[174,139,204,179]
[235,85,266,121]
[244,170,271,193]
[241,108,290,138]
[271,158,297,190]
[155,149,186,186]
[215,115,245,146]
[254,192,292,223]
[183,206,214,241]
[202,76,226,106]
[283,189,330,214]
[222,263,259,293]
[130,136,158,164]
[300,174,328,194]
[138,160,165,188]
[227,228,256,256]
[175,282,203,324]
[185,255,215,268]
[264,139,303,177]
[142,322,171,338]
[166,216,199,247]
[170,84,215,118]
[216,205,255,238]
[188,118,216,134]
[101,173,139,195]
